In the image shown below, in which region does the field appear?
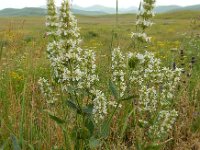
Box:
[0,10,200,149]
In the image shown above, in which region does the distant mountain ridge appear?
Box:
[154,5,182,13]
[0,7,107,16]
[72,4,200,14]
[0,7,46,16]
[155,4,200,13]
[0,4,200,16]
[72,5,138,14]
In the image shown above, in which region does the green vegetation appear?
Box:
[0,8,200,149]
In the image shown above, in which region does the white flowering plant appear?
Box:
[127,51,182,148]
[132,0,156,44]
[39,0,109,149]
[38,0,182,149]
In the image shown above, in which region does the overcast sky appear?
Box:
[0,0,199,10]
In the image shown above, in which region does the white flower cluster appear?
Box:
[46,0,83,92]
[79,49,99,90]
[136,18,154,28]
[38,77,57,104]
[130,51,182,108]
[111,47,127,98]
[46,0,58,36]
[128,51,182,138]
[149,110,178,139]
[138,86,157,112]
[75,49,107,123]
[138,10,155,18]
[40,0,108,123]
[131,32,151,43]
[140,0,156,17]
[132,0,156,43]
[160,67,182,105]
[91,89,108,123]
[130,51,160,85]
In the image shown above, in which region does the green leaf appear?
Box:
[28,144,34,150]
[89,137,101,149]
[100,121,110,138]
[138,121,146,128]
[77,127,90,139]
[128,57,139,69]
[109,80,119,100]
[120,110,134,138]
[85,117,94,135]
[66,100,80,112]
[48,114,65,125]
[10,134,21,150]
[82,104,93,116]
[71,126,79,140]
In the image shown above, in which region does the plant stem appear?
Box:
[20,80,26,149]
[116,0,118,27]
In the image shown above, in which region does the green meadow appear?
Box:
[0,10,200,149]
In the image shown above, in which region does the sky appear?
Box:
[0,0,199,10]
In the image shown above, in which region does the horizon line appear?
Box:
[0,3,199,11]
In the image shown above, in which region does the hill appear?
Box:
[155,5,181,13]
[73,5,138,14]
[72,4,200,14]
[181,4,200,11]
[0,7,107,17]
[0,4,200,16]
[71,4,200,14]
[156,10,200,19]
[0,8,46,16]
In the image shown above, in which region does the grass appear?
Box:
[0,10,200,149]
